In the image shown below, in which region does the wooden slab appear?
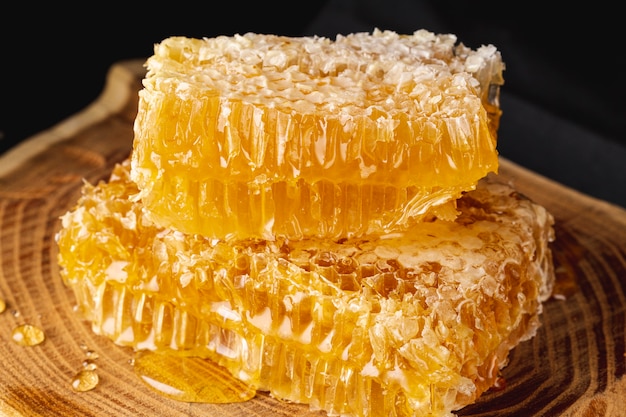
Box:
[0,60,625,417]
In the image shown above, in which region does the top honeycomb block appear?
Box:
[130,30,504,240]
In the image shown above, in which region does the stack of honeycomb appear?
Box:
[57,29,555,417]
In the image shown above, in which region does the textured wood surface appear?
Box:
[0,60,625,417]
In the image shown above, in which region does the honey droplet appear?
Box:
[12,324,45,346]
[71,369,99,392]
[0,299,6,314]
[133,351,256,403]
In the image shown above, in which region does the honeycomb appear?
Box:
[130,30,504,240]
[57,159,555,417]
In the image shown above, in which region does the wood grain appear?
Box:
[0,60,624,417]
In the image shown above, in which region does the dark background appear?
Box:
[2,1,625,207]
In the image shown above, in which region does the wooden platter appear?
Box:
[0,60,625,417]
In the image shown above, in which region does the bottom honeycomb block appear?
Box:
[56,159,555,417]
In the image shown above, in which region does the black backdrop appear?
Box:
[2,0,624,207]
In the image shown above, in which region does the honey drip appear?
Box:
[11,324,45,346]
[132,350,256,403]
